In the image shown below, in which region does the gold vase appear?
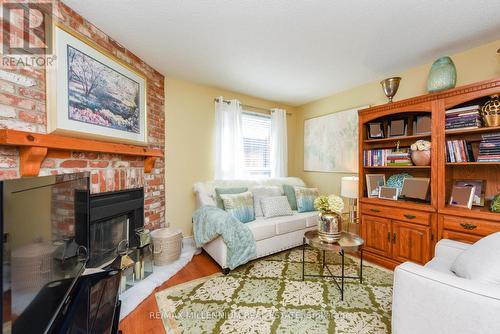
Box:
[481,95,500,127]
[318,211,342,243]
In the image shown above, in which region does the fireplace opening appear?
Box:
[76,188,144,268]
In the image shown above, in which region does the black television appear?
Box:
[1,172,91,333]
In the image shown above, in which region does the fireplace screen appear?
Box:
[90,215,129,267]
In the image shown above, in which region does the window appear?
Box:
[241,111,271,177]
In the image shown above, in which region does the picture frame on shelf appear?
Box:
[388,119,407,137]
[449,185,476,209]
[453,180,486,206]
[47,24,148,145]
[400,177,430,201]
[378,186,399,200]
[366,174,386,198]
[414,115,432,134]
[367,122,384,139]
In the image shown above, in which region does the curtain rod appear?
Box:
[214,98,292,116]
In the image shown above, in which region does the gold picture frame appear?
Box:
[47,23,148,145]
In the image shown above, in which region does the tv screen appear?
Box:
[1,172,90,334]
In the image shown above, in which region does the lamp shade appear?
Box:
[341,176,358,198]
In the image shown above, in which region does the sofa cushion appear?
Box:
[294,186,319,212]
[250,186,282,216]
[215,187,248,209]
[425,257,455,275]
[274,214,308,235]
[283,184,298,210]
[220,191,255,223]
[451,232,500,285]
[246,218,277,241]
[261,196,293,218]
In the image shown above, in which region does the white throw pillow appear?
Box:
[250,186,282,217]
[451,232,500,285]
[260,196,293,218]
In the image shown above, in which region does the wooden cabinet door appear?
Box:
[361,215,392,257]
[392,220,431,264]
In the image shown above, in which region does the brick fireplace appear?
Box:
[0,1,165,229]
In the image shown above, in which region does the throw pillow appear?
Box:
[283,184,298,210]
[294,186,319,213]
[451,232,500,285]
[215,187,248,209]
[251,186,282,216]
[260,196,293,218]
[220,191,255,223]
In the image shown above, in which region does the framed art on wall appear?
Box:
[304,106,368,172]
[47,24,147,145]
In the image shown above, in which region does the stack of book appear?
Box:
[446,140,474,162]
[364,149,412,166]
[477,133,500,162]
[445,105,481,131]
[386,149,412,166]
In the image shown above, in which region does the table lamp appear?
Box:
[341,176,359,232]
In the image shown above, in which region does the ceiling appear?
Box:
[63,0,500,106]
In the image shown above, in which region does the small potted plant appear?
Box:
[410,140,431,166]
[314,195,344,243]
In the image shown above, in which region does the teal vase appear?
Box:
[427,56,457,92]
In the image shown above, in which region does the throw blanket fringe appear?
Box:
[192,206,256,270]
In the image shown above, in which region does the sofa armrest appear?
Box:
[393,262,500,334]
[434,238,470,263]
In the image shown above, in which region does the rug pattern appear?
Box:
[156,247,393,333]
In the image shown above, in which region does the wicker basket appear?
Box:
[150,228,183,266]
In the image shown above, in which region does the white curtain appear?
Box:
[214,97,244,179]
[270,108,288,177]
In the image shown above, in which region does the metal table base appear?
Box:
[301,238,363,301]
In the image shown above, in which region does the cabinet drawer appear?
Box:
[361,203,430,226]
[441,215,500,237]
[441,230,482,244]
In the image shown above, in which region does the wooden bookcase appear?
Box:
[358,77,500,269]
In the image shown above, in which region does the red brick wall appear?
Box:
[0,1,165,228]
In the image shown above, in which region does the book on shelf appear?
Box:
[446,140,474,163]
[364,149,412,167]
[445,105,482,130]
[477,133,500,162]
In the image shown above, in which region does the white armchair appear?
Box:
[392,239,500,334]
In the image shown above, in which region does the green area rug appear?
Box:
[156,247,393,333]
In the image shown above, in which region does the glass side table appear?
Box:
[302,230,364,300]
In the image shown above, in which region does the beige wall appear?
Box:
[294,39,500,195]
[165,78,298,236]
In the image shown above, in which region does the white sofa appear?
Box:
[193,177,318,272]
[392,238,500,334]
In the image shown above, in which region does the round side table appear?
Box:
[302,230,364,300]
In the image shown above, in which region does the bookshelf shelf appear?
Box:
[445,125,500,136]
[364,134,431,144]
[439,206,500,223]
[363,165,431,169]
[446,162,500,166]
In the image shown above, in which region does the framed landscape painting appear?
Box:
[47,25,147,144]
[304,106,368,172]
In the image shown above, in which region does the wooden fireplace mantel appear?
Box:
[0,129,163,176]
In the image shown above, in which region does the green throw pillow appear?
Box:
[294,186,319,213]
[220,191,255,223]
[283,184,298,210]
[215,187,248,209]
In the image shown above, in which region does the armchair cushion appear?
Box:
[451,232,500,285]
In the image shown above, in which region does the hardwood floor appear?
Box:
[119,251,221,334]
